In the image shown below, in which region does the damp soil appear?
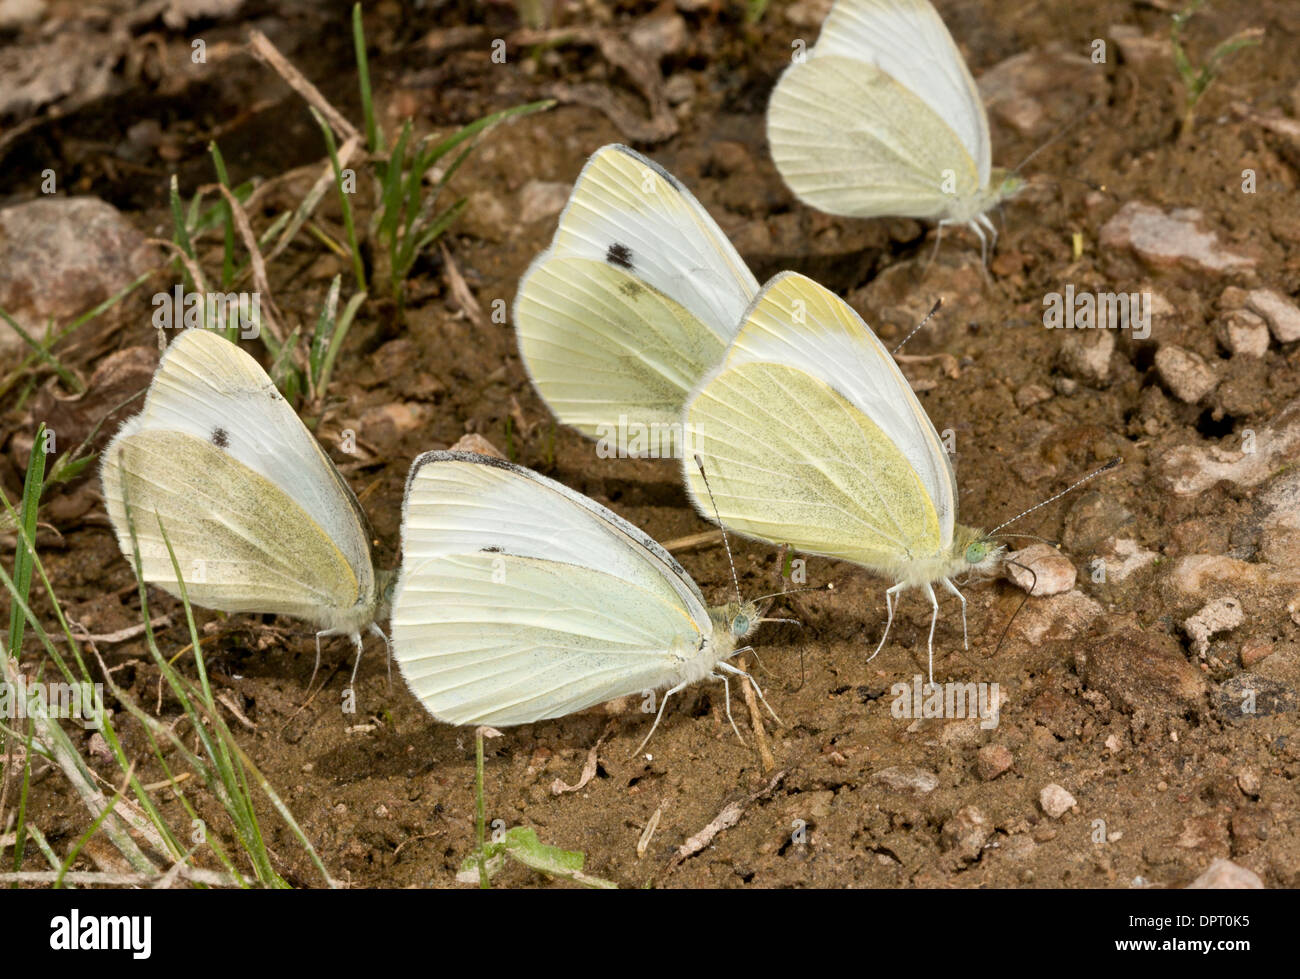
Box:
[3,0,1299,888]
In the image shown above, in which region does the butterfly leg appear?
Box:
[940,577,968,649]
[867,582,905,662]
[717,657,783,726]
[369,622,392,690]
[347,630,365,686]
[310,631,326,691]
[969,218,989,267]
[632,679,688,757]
[981,211,999,253]
[711,671,747,746]
[923,581,940,688]
[927,221,947,270]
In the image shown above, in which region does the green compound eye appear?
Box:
[965,542,988,564]
[732,614,750,637]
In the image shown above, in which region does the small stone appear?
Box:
[1040,783,1077,819]
[1236,768,1261,797]
[709,140,753,177]
[663,74,694,105]
[1217,309,1271,358]
[1185,858,1264,889]
[518,180,570,224]
[872,766,939,795]
[941,806,992,861]
[1099,202,1256,275]
[1183,596,1244,656]
[87,732,112,762]
[1243,288,1300,343]
[1104,734,1122,753]
[0,197,154,354]
[1161,395,1300,496]
[628,11,687,59]
[784,0,833,27]
[358,402,432,446]
[977,48,1103,138]
[1015,383,1052,409]
[1155,345,1218,403]
[1108,24,1173,70]
[1004,543,1076,596]
[1240,639,1274,668]
[977,744,1013,780]
[459,190,511,242]
[1053,375,1079,396]
[450,433,506,459]
[1092,538,1159,583]
[1078,628,1207,714]
[1057,328,1116,385]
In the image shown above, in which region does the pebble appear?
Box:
[1004,543,1077,596]
[977,744,1013,780]
[358,402,432,446]
[1161,395,1300,496]
[1057,328,1115,386]
[0,197,154,353]
[872,766,939,795]
[517,180,570,224]
[1014,383,1053,409]
[1217,309,1271,358]
[1154,345,1218,403]
[459,190,511,242]
[1183,597,1244,656]
[1236,768,1262,797]
[628,11,687,59]
[1185,858,1264,889]
[1040,783,1076,819]
[450,433,506,459]
[1077,628,1207,714]
[976,49,1103,138]
[1099,202,1256,275]
[1108,24,1172,70]
[1091,538,1158,583]
[1242,287,1300,343]
[663,73,694,105]
[941,806,991,861]
[1003,589,1103,645]
[1240,639,1273,667]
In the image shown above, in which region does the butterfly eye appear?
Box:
[731,614,750,637]
[965,542,987,564]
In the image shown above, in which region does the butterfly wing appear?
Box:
[102,430,370,629]
[515,144,758,435]
[811,0,990,179]
[684,273,957,572]
[393,452,715,726]
[100,329,376,631]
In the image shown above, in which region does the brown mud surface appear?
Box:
[2,0,1298,887]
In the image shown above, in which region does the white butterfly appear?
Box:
[513,143,759,440]
[767,0,1023,260]
[100,328,387,680]
[390,450,777,753]
[682,272,1004,685]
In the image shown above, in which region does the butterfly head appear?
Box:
[989,167,1025,206]
[710,600,762,642]
[955,525,1004,578]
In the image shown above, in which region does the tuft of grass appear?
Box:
[1171,0,1263,139]
[323,3,552,317]
[458,727,615,888]
[0,435,333,887]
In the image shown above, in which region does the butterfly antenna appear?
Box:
[989,531,1059,547]
[892,299,943,356]
[988,457,1121,536]
[694,453,743,606]
[1011,106,1097,176]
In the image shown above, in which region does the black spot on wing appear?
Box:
[619,280,643,297]
[606,243,634,270]
[481,546,503,553]
[211,427,230,448]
